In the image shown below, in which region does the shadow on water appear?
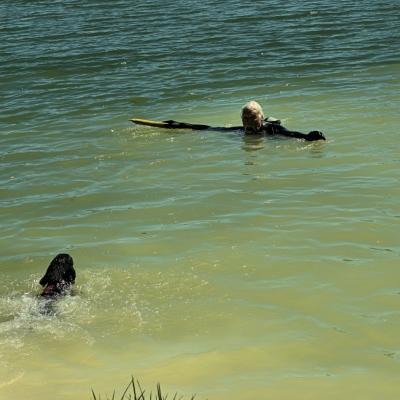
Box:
[37,290,76,316]
[241,133,266,152]
[241,133,328,154]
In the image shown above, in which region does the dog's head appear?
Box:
[39,253,75,287]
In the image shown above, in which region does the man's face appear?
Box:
[242,112,263,133]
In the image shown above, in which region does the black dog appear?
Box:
[40,253,76,298]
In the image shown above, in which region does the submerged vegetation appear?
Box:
[91,377,197,400]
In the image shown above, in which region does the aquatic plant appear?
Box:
[91,376,197,400]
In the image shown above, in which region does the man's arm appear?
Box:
[130,118,325,140]
[263,123,325,141]
[162,120,211,130]
[163,120,244,132]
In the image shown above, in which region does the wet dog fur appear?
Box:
[39,253,76,298]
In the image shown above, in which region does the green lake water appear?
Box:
[1,1,399,399]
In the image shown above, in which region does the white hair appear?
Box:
[241,101,264,133]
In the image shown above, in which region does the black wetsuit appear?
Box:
[161,120,325,141]
[260,122,326,141]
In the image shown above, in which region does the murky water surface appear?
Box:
[1,1,399,399]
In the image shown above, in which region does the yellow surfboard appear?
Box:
[130,118,241,132]
[130,118,172,128]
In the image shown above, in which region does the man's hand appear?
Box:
[306,130,326,141]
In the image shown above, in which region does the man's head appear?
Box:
[241,101,264,133]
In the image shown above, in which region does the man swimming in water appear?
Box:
[131,100,326,141]
[240,100,325,141]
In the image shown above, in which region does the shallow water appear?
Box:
[1,1,400,399]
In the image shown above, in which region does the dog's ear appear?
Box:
[39,260,54,286]
[39,274,48,286]
[64,257,76,284]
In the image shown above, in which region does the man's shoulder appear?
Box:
[264,116,281,124]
